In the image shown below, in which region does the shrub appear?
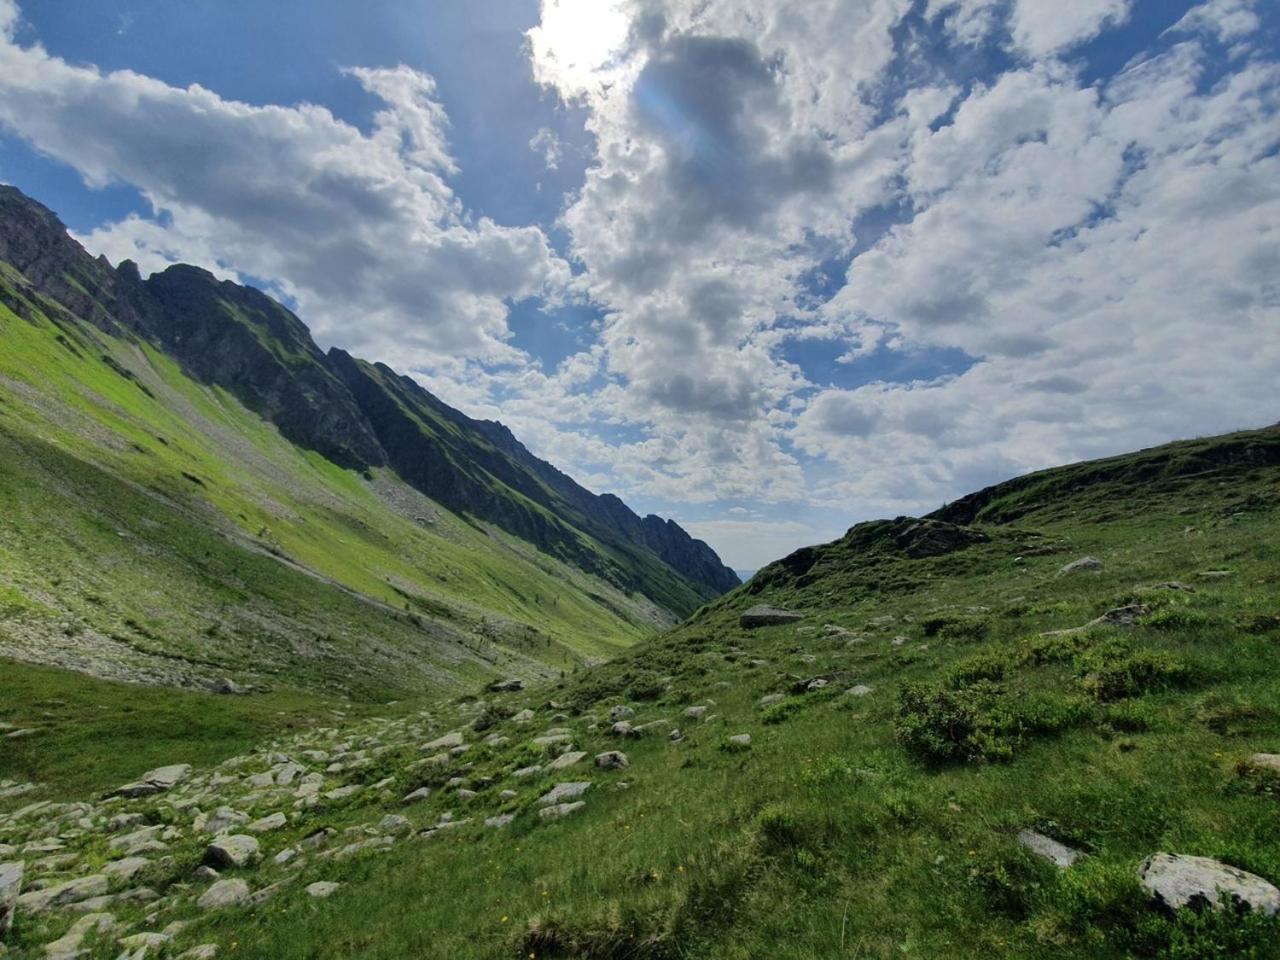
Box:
[761,699,804,725]
[1074,641,1192,701]
[1142,607,1217,631]
[945,652,1011,688]
[896,680,1086,764]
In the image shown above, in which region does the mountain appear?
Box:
[4,422,1277,959]
[0,183,735,697]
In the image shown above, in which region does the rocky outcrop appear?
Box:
[740,605,803,628]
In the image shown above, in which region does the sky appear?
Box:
[0,0,1277,572]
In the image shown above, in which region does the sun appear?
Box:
[527,0,631,97]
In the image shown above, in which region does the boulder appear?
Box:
[102,857,150,882]
[537,782,591,806]
[1017,830,1082,868]
[197,878,250,911]
[727,734,752,748]
[608,705,635,723]
[549,751,587,770]
[846,685,874,697]
[421,732,465,752]
[210,678,250,695]
[539,802,585,821]
[487,679,524,693]
[1247,753,1280,774]
[512,709,536,724]
[0,860,21,935]
[1139,853,1280,915]
[485,814,516,829]
[16,874,108,914]
[112,763,192,798]
[595,751,629,770]
[1059,556,1103,575]
[247,813,287,833]
[44,912,115,960]
[740,605,803,628]
[894,520,989,558]
[306,882,341,899]
[206,835,259,869]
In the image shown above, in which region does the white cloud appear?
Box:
[0,3,568,364]
[529,126,563,169]
[1169,0,1262,45]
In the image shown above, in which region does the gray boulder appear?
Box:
[206,835,259,869]
[539,802,585,821]
[1059,556,1103,575]
[538,782,591,806]
[17,873,108,914]
[1139,853,1280,915]
[112,763,192,798]
[0,860,21,935]
[197,878,250,911]
[43,912,115,960]
[595,751,629,770]
[740,605,803,628]
[306,881,341,899]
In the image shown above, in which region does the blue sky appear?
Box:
[1,0,1277,569]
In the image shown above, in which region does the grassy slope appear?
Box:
[0,270,666,701]
[137,426,1280,960]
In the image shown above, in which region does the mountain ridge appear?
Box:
[0,183,737,614]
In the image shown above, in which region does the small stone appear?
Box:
[512,709,535,724]
[727,734,752,748]
[609,721,638,739]
[402,787,432,804]
[669,728,684,742]
[487,678,524,693]
[378,815,411,834]
[549,751,587,770]
[119,932,171,952]
[306,881,341,899]
[422,732,465,752]
[758,694,784,709]
[1139,852,1279,915]
[206,835,259,869]
[538,782,591,806]
[179,946,219,960]
[1017,830,1082,868]
[247,813,287,833]
[197,879,250,911]
[512,765,542,780]
[539,802,585,821]
[846,685,873,697]
[594,751,629,770]
[684,706,708,720]
[485,814,516,829]
[1059,556,1103,575]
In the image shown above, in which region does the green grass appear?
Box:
[19,425,1268,960]
[0,280,669,700]
[0,658,363,802]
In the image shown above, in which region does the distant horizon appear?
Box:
[0,0,1276,570]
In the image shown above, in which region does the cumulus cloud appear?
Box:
[0,1,568,363]
[0,0,1276,569]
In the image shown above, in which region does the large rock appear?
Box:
[1247,753,1280,774]
[740,605,802,628]
[0,860,21,935]
[1139,853,1280,915]
[595,751,629,770]
[16,874,108,914]
[197,878,250,911]
[112,763,192,798]
[206,835,260,869]
[422,732,465,752]
[539,802,585,821]
[43,912,115,960]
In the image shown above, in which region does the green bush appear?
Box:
[1074,641,1193,701]
[945,652,1011,687]
[896,679,1086,764]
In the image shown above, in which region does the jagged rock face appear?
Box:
[144,266,387,471]
[0,184,739,614]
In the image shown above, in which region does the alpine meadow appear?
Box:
[1,2,1278,959]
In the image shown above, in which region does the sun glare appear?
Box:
[528,0,631,95]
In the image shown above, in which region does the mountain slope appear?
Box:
[5,424,1278,959]
[0,184,736,698]
[0,183,736,616]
